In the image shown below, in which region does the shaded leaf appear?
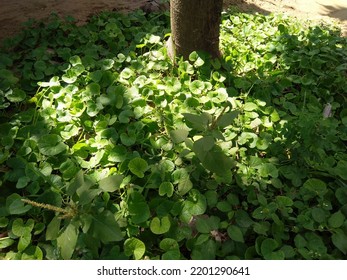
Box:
[328,211,345,228]
[128,191,150,224]
[91,210,123,243]
[37,134,68,156]
[227,225,244,243]
[332,230,347,255]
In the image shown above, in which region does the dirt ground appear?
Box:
[0,0,346,44]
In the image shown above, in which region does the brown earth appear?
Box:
[0,0,346,44]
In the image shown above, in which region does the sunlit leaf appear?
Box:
[99,174,123,192]
[169,129,189,144]
[159,182,174,197]
[124,238,145,260]
[128,158,148,178]
[57,222,79,260]
[150,216,171,235]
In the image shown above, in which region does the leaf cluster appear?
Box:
[0,9,346,260]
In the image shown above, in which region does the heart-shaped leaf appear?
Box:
[159,182,174,197]
[128,158,148,178]
[124,238,146,260]
[150,216,171,234]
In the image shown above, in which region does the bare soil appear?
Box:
[0,0,346,44]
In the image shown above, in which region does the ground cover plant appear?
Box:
[0,8,346,260]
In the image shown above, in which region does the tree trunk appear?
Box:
[168,0,223,59]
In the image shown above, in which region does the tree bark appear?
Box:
[168,0,223,59]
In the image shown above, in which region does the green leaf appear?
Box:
[159,182,174,197]
[162,250,180,260]
[183,112,211,131]
[275,196,293,208]
[59,159,79,180]
[189,51,205,67]
[0,237,14,249]
[335,161,347,180]
[16,176,31,189]
[159,238,179,251]
[66,170,84,196]
[57,222,79,260]
[91,210,123,243]
[177,175,193,196]
[227,225,244,243]
[0,217,9,228]
[193,137,234,176]
[21,245,43,260]
[46,216,61,241]
[128,191,150,224]
[12,218,34,237]
[294,234,307,248]
[120,67,134,79]
[98,58,114,70]
[38,134,68,156]
[303,178,327,197]
[189,80,205,94]
[5,88,26,102]
[235,210,254,228]
[193,136,215,156]
[108,146,128,163]
[99,174,123,192]
[335,187,347,205]
[120,133,136,146]
[258,163,278,178]
[62,69,77,83]
[128,158,148,178]
[86,82,100,95]
[18,233,31,251]
[170,129,189,144]
[6,194,31,215]
[216,110,239,128]
[180,190,207,223]
[328,211,345,228]
[172,168,193,196]
[244,102,258,111]
[0,69,18,85]
[261,238,279,258]
[150,216,171,235]
[195,217,212,234]
[216,201,232,212]
[124,238,145,260]
[311,208,327,223]
[253,222,270,235]
[68,55,81,66]
[332,229,347,255]
[196,216,219,234]
[119,109,134,123]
